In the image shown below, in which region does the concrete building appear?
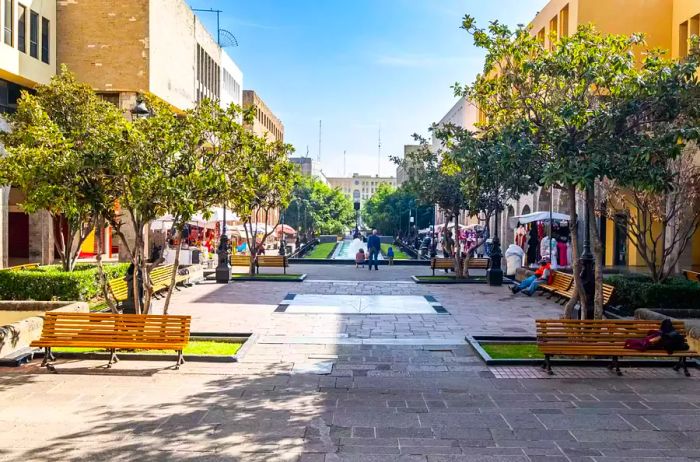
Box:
[396,145,420,187]
[1,0,56,268]
[242,90,284,143]
[289,157,328,184]
[431,96,479,151]
[327,173,396,208]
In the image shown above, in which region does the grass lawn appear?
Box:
[230,273,304,281]
[304,242,337,259]
[53,340,243,356]
[481,343,544,359]
[381,243,411,260]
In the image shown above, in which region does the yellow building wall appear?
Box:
[672,0,700,59]
[605,218,614,266]
[0,0,56,88]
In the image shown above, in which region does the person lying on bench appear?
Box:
[624,319,690,354]
[511,257,552,296]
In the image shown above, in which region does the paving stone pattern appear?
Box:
[1,270,699,461]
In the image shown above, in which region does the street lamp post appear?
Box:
[580,188,595,319]
[487,208,503,286]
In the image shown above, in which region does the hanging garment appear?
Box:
[557,241,568,266]
[515,226,527,249]
[527,225,539,265]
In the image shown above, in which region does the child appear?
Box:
[387,246,395,266]
[355,248,366,268]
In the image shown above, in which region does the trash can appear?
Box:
[505,244,525,277]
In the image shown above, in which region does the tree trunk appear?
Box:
[453,212,463,279]
[564,184,583,319]
[94,216,117,313]
[162,228,182,315]
[587,187,605,319]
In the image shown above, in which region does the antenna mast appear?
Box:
[377,127,382,176]
[343,150,346,177]
[318,120,322,163]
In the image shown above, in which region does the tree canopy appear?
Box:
[285,176,355,236]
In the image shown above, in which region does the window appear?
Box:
[680,21,689,58]
[537,28,545,45]
[4,0,12,46]
[29,10,37,58]
[559,5,569,38]
[17,5,25,52]
[41,17,48,63]
[692,15,700,52]
[548,15,558,49]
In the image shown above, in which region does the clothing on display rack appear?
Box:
[557,240,568,266]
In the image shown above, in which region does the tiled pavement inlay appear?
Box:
[276,294,448,315]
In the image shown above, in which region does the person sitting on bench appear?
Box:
[511,257,552,296]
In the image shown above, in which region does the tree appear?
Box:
[362,184,432,236]
[393,136,472,277]
[286,176,355,236]
[0,66,125,273]
[460,19,698,318]
[225,135,296,275]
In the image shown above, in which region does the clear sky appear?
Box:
[186,0,549,178]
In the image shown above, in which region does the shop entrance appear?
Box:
[8,212,29,259]
[613,214,628,266]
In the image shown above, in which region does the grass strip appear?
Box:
[230,273,303,281]
[304,242,337,259]
[53,340,243,356]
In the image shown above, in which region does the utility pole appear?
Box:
[318,120,322,163]
[377,127,382,177]
[343,150,346,177]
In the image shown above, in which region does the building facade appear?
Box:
[326,174,396,208]
[431,96,479,151]
[289,157,328,184]
[242,90,284,143]
[1,0,56,268]
[489,0,700,270]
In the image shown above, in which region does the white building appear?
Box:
[220,50,243,110]
[289,157,328,185]
[431,96,479,151]
[326,173,396,207]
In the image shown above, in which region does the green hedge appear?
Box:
[606,274,700,315]
[0,263,130,301]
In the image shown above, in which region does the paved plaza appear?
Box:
[1,265,699,461]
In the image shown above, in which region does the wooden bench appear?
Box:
[108,278,128,306]
[231,254,251,267]
[536,319,697,376]
[683,269,700,283]
[107,265,188,307]
[258,255,289,274]
[538,271,573,300]
[430,257,490,276]
[1,263,39,271]
[31,312,191,370]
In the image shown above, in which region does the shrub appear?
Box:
[606,274,700,315]
[0,263,130,301]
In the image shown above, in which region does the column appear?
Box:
[28,210,54,265]
[0,186,8,268]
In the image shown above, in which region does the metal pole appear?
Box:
[580,187,595,319]
[487,206,504,286]
[215,203,231,283]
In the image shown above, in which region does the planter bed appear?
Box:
[412,275,513,284]
[466,335,698,368]
[31,333,256,364]
[230,273,306,282]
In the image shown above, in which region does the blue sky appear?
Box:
[186,0,548,177]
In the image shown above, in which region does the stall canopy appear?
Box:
[508,211,570,229]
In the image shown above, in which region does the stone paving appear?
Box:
[1,265,699,461]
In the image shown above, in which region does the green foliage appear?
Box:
[0,264,129,301]
[362,184,432,236]
[380,243,410,260]
[286,176,355,235]
[606,274,700,315]
[0,66,126,271]
[304,242,337,259]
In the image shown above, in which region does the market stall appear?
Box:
[508,211,572,268]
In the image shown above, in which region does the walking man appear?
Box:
[367,229,381,271]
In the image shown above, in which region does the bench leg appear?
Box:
[107,349,119,368]
[175,350,184,370]
[674,357,691,377]
[544,355,553,375]
[41,347,55,367]
[610,356,622,376]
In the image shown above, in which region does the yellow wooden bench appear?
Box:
[683,269,700,283]
[231,254,251,267]
[1,263,39,271]
[108,265,188,306]
[536,319,697,376]
[31,312,191,370]
[258,255,289,274]
[538,271,573,300]
[430,257,490,276]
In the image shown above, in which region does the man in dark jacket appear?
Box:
[367,229,381,271]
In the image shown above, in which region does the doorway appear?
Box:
[613,214,628,266]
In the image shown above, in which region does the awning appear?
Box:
[508,211,570,229]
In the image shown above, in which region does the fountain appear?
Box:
[332,238,383,260]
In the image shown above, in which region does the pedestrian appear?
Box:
[387,246,395,266]
[367,229,381,271]
[355,248,366,269]
[511,257,552,296]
